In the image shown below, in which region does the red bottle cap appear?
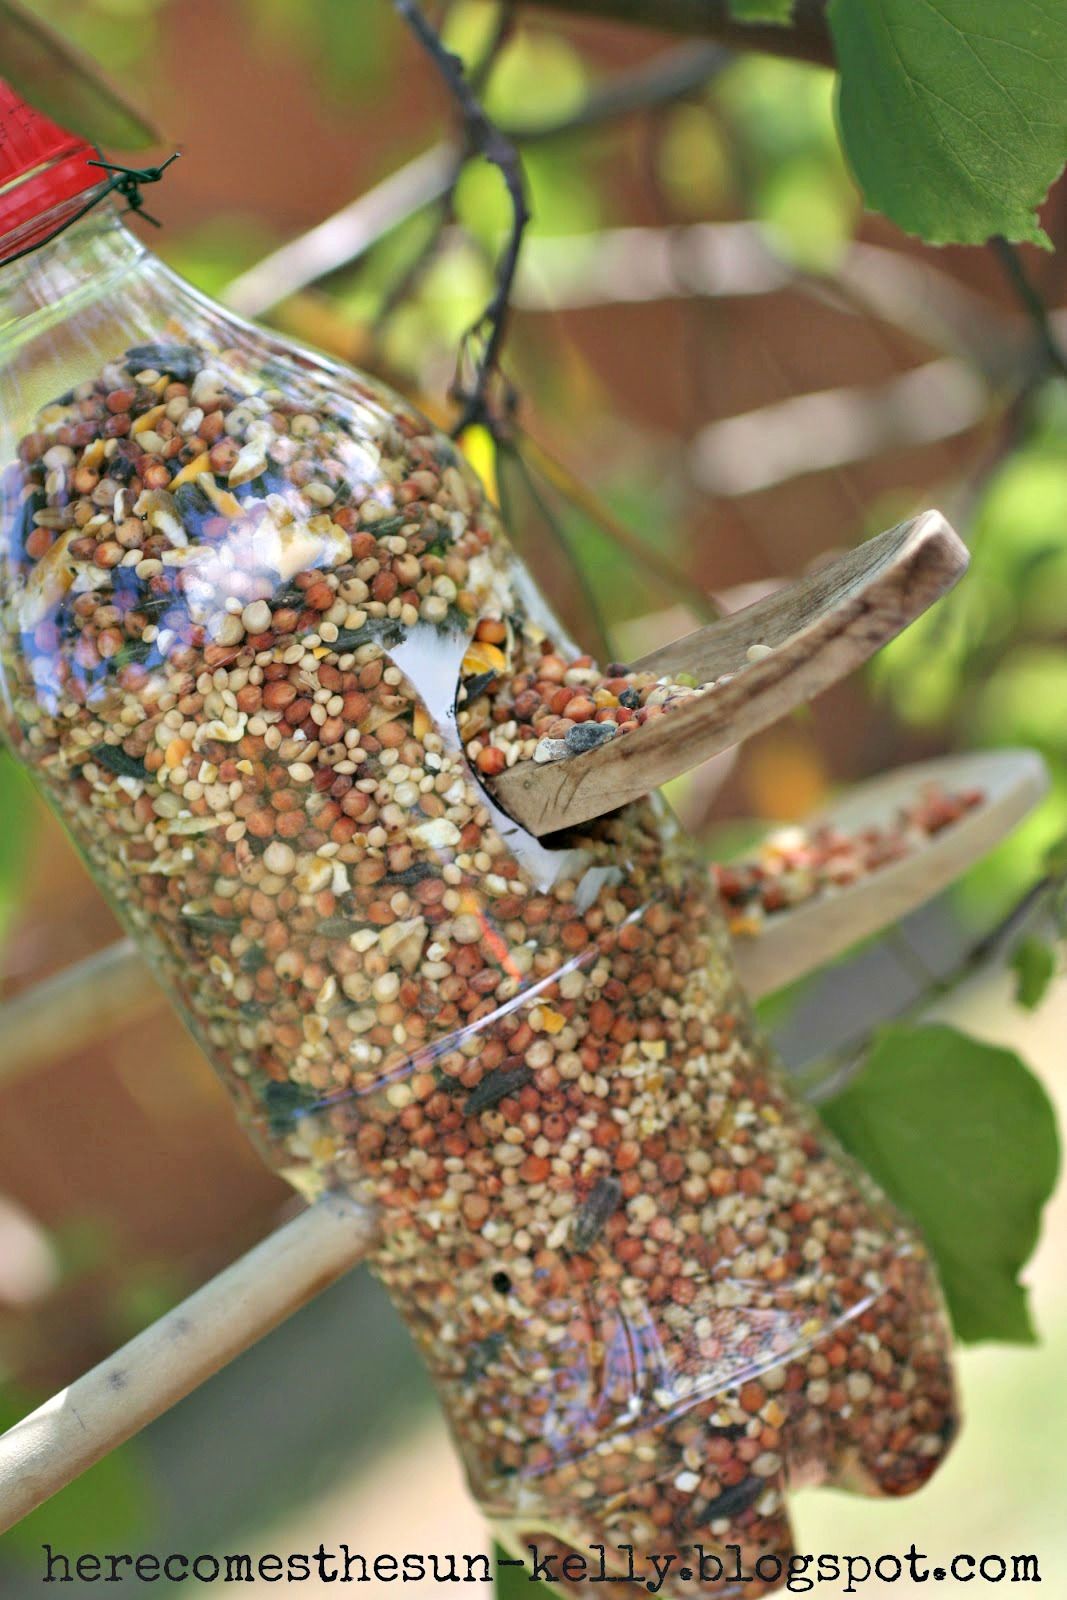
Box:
[0,79,101,259]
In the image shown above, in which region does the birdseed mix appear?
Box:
[0,331,958,1599]
[459,643,725,773]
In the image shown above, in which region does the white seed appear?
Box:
[241,600,272,634]
[263,841,296,875]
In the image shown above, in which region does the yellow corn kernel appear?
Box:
[165,738,192,768]
[538,1005,566,1035]
[462,639,508,677]
[131,403,167,436]
[197,472,244,519]
[168,451,212,490]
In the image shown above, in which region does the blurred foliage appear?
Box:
[0,753,36,946]
[494,1543,562,1600]
[716,55,858,268]
[241,0,396,96]
[163,217,280,300]
[873,380,1067,920]
[1012,935,1058,1013]
[729,0,793,20]
[0,0,160,146]
[13,0,163,77]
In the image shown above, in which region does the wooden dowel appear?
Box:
[0,937,161,1089]
[0,1192,378,1535]
[490,511,969,835]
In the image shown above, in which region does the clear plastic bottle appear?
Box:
[0,85,957,1598]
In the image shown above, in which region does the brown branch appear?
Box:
[527,0,835,68]
[801,870,1062,1105]
[395,0,530,436]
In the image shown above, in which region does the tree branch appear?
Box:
[395,0,530,435]
[527,0,835,69]
[801,871,1061,1104]
[223,44,732,321]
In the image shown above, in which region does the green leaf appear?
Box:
[1011,935,1058,1011]
[829,0,1067,246]
[728,0,795,21]
[821,1023,1060,1344]
[494,1544,564,1600]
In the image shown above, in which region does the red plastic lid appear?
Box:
[0,79,101,257]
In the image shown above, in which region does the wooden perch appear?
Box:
[491,511,969,837]
[0,1192,378,1535]
[732,748,1049,999]
[0,937,158,1090]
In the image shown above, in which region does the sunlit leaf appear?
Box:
[0,753,37,946]
[822,1024,1061,1343]
[442,0,501,71]
[970,647,1067,753]
[716,54,841,167]
[1011,935,1057,1012]
[728,0,795,20]
[483,30,586,130]
[657,103,734,217]
[830,0,1067,246]
[756,152,857,270]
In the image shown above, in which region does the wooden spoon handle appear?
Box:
[731,748,1049,1000]
[490,511,968,837]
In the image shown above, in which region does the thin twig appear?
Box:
[527,0,835,68]
[222,46,733,321]
[395,0,530,435]
[990,236,1067,382]
[519,430,723,621]
[801,873,1059,1103]
[372,2,516,340]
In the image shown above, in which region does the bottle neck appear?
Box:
[0,205,148,350]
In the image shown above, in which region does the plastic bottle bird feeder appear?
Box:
[0,84,1049,1597]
